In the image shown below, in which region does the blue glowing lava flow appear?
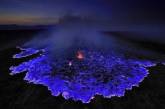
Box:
[10,47,156,103]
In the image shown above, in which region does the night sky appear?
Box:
[0,0,164,25]
[0,0,111,25]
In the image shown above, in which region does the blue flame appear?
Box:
[10,47,156,103]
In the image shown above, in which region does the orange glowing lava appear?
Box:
[76,51,84,60]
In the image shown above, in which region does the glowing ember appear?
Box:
[76,50,84,60]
